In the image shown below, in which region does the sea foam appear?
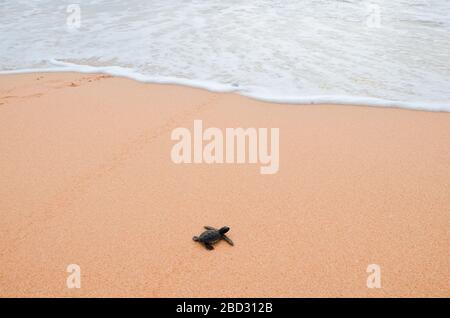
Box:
[1,0,450,111]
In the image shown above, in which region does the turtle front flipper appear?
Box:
[222,235,234,246]
[204,226,217,231]
[204,243,214,250]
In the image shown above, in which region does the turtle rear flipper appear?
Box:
[204,226,217,231]
[192,236,199,241]
[222,235,234,246]
[204,243,214,250]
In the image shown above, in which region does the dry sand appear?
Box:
[0,72,449,297]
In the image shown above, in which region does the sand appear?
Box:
[0,72,449,297]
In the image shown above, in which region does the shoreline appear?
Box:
[1,65,449,112]
[1,72,449,297]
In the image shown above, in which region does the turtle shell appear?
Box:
[198,230,221,244]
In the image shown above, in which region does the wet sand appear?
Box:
[0,72,449,297]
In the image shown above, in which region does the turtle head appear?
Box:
[219,226,230,234]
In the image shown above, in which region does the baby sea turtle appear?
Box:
[192,226,234,250]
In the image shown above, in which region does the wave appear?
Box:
[1,60,449,112]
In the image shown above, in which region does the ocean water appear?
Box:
[1,0,450,111]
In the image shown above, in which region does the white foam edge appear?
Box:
[0,59,449,112]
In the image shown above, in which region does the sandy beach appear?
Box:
[0,72,449,297]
